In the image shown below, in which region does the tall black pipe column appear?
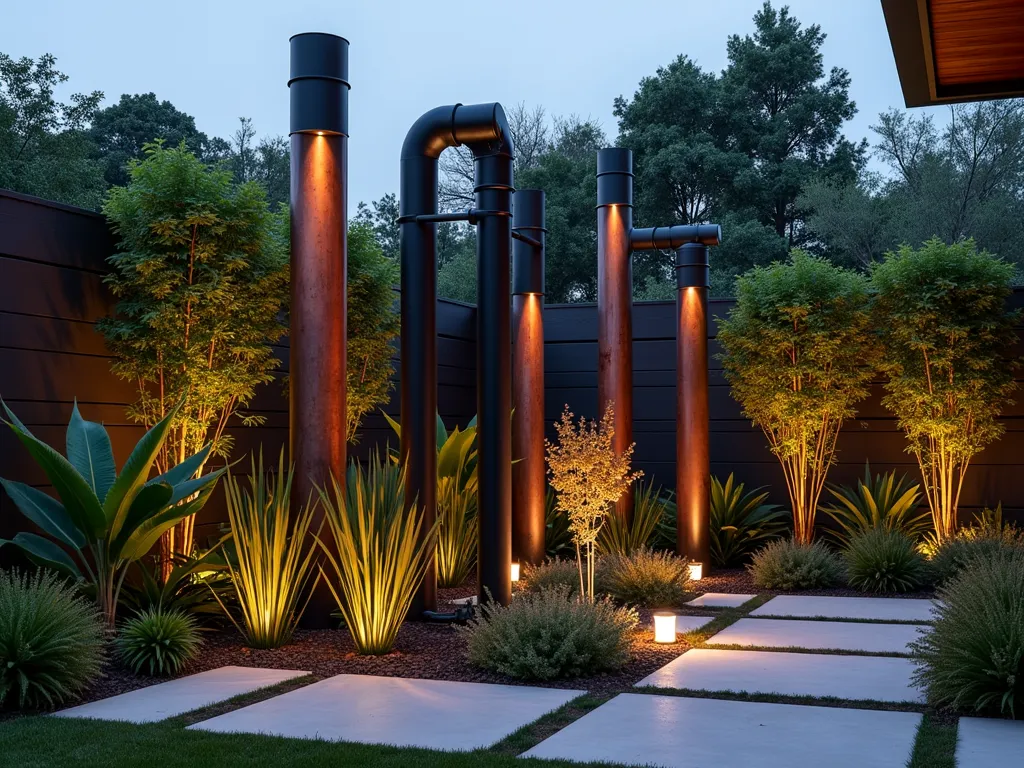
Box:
[595,148,635,525]
[288,32,349,626]
[400,104,514,612]
[511,190,547,567]
[676,243,711,571]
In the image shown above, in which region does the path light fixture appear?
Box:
[511,561,521,583]
[596,148,721,574]
[288,32,350,626]
[688,562,704,582]
[399,103,515,612]
[511,189,547,569]
[653,612,678,644]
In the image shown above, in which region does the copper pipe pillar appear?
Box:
[288,33,349,626]
[596,148,635,523]
[676,243,711,572]
[512,190,546,567]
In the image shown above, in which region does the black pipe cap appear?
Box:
[289,33,350,136]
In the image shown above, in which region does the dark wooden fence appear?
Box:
[2,187,1023,546]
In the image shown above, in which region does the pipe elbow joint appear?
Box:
[402,104,460,160]
[455,103,514,159]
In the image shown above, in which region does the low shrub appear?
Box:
[911,549,1024,717]
[844,528,929,593]
[117,608,202,677]
[748,539,845,590]
[928,520,1024,586]
[521,558,583,595]
[0,570,104,709]
[462,587,638,680]
[602,548,691,607]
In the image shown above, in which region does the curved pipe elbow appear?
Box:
[402,105,460,160]
[401,103,513,161]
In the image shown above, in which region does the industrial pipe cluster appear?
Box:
[288,34,718,624]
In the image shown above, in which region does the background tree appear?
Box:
[89,92,229,188]
[226,117,290,209]
[718,251,876,543]
[0,52,104,208]
[354,193,400,261]
[345,220,400,441]
[871,239,1018,541]
[100,141,289,576]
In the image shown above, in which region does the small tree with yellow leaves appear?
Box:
[546,403,641,601]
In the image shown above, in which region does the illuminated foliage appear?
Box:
[545,403,641,601]
[718,251,876,543]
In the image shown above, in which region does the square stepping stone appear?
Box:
[686,592,757,609]
[54,666,308,724]
[522,693,922,767]
[636,649,924,703]
[706,618,927,654]
[750,595,936,622]
[189,673,583,750]
[957,717,1024,768]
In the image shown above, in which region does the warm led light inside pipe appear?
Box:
[653,612,677,643]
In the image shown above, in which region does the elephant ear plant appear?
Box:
[0,400,224,627]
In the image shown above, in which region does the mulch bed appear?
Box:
[14,569,935,717]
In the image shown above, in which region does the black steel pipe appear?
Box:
[630,224,721,251]
[288,32,349,627]
[596,148,636,524]
[676,243,712,572]
[400,103,514,612]
[512,190,546,567]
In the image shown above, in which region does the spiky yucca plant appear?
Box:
[317,455,436,655]
[598,480,666,556]
[0,570,104,709]
[709,474,789,566]
[117,608,201,676]
[218,450,320,649]
[822,463,930,545]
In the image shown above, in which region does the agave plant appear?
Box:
[0,400,223,627]
[598,480,666,556]
[317,454,437,655]
[709,474,789,567]
[384,411,478,587]
[217,450,320,648]
[821,462,931,545]
[120,548,232,625]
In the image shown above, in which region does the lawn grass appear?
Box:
[0,715,624,768]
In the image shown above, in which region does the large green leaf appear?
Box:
[437,427,474,480]
[435,413,448,451]
[7,532,82,578]
[66,401,117,503]
[149,443,212,488]
[118,488,213,562]
[0,478,85,549]
[104,404,179,535]
[166,467,224,506]
[3,422,106,540]
[110,482,174,553]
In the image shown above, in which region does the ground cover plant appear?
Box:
[912,549,1024,717]
[0,569,103,709]
[462,586,638,680]
[521,558,584,596]
[0,400,223,626]
[748,538,845,590]
[601,548,691,607]
[844,528,929,594]
[117,607,202,677]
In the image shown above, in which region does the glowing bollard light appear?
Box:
[688,562,704,582]
[511,562,521,583]
[653,612,677,644]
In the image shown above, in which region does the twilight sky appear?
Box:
[4,0,942,210]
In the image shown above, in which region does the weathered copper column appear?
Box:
[596,148,635,523]
[511,189,547,567]
[677,243,711,572]
[288,32,349,626]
